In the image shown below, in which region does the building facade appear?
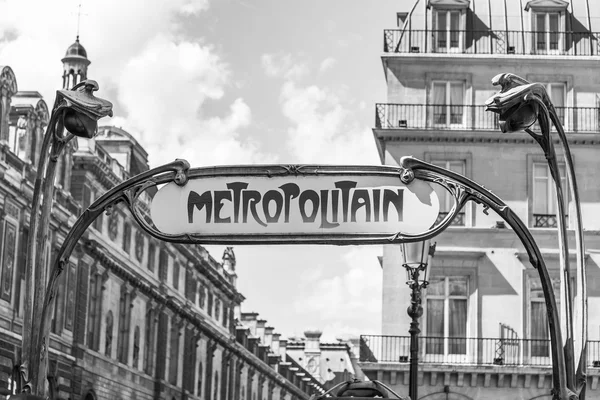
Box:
[0,39,327,400]
[359,1,600,399]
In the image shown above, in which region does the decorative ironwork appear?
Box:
[20,79,112,397]
[384,29,600,56]
[374,103,597,132]
[435,211,465,226]
[486,73,587,400]
[534,213,558,228]
[359,335,600,369]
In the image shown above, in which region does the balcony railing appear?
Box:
[384,29,600,56]
[435,211,465,226]
[375,103,600,133]
[360,335,600,367]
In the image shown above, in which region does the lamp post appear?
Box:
[401,240,436,400]
[485,73,587,398]
[19,80,112,397]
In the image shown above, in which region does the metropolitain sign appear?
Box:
[149,165,440,244]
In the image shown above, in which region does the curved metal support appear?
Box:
[487,72,587,398]
[32,159,189,395]
[21,82,113,397]
[548,106,588,397]
[400,156,569,400]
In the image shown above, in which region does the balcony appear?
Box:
[384,29,600,56]
[360,335,600,367]
[375,103,600,133]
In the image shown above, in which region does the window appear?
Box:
[215,298,221,322]
[159,249,168,281]
[432,81,465,127]
[105,311,114,357]
[169,318,180,385]
[207,291,213,317]
[425,276,468,356]
[87,270,102,351]
[533,162,567,228]
[185,268,196,302]
[197,362,203,397]
[64,262,77,331]
[433,10,462,52]
[532,82,566,128]
[431,160,466,226]
[1,214,18,303]
[199,283,206,308]
[528,276,560,358]
[213,372,219,400]
[147,243,156,272]
[533,12,562,54]
[143,309,154,375]
[51,268,66,334]
[122,223,131,255]
[172,262,180,290]
[133,326,140,369]
[117,288,131,364]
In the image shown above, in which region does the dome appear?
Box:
[64,37,88,59]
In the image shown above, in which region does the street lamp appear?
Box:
[401,240,436,400]
[20,80,112,397]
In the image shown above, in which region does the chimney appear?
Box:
[264,326,274,347]
[304,330,322,354]
[256,319,267,342]
[271,333,281,355]
[241,312,259,336]
[279,339,288,361]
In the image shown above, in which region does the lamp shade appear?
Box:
[401,240,431,267]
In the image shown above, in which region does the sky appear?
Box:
[0,0,408,341]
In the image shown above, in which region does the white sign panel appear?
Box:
[149,166,439,243]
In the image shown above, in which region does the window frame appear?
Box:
[425,152,473,227]
[423,275,470,361]
[433,9,465,53]
[430,80,466,128]
[527,154,570,229]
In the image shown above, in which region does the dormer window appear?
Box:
[429,0,470,53]
[525,0,569,54]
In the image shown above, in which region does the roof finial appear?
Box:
[76,1,82,41]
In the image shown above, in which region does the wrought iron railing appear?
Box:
[375,103,600,133]
[384,30,600,56]
[534,213,558,228]
[435,211,465,226]
[360,335,600,367]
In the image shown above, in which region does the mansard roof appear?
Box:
[524,0,569,11]
[428,0,470,9]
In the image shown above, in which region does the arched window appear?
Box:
[84,390,96,400]
[132,326,140,369]
[105,311,114,357]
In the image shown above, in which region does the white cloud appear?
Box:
[292,246,382,338]
[319,57,336,73]
[0,0,274,168]
[261,53,309,80]
[280,81,379,164]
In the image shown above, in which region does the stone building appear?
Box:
[285,330,365,391]
[359,0,600,399]
[0,38,326,400]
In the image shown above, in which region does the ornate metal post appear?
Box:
[401,241,435,400]
[20,80,112,396]
[486,73,587,398]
